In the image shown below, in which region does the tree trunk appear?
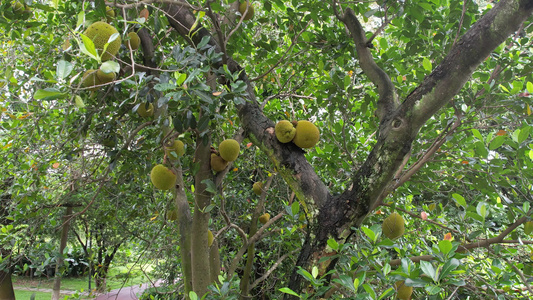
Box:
[174,166,193,295]
[190,132,213,296]
[0,271,15,300]
[52,206,73,300]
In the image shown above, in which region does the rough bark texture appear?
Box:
[52,206,73,300]
[190,133,213,296]
[174,166,193,294]
[162,0,533,297]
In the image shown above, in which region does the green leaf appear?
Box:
[476,202,489,219]
[34,88,66,100]
[189,291,198,300]
[327,238,339,251]
[439,258,460,280]
[518,126,530,143]
[154,83,176,92]
[80,34,98,60]
[420,260,437,282]
[361,226,376,242]
[100,61,120,74]
[423,57,432,71]
[74,95,85,108]
[311,266,318,279]
[56,60,73,80]
[425,284,442,295]
[438,240,452,255]
[279,287,300,297]
[489,135,506,150]
[291,202,300,216]
[471,128,483,141]
[378,287,395,300]
[527,81,533,94]
[175,72,187,85]
[362,283,377,299]
[452,193,467,208]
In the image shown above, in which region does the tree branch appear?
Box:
[337,8,397,120]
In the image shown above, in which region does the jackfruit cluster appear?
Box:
[274,120,319,148]
[150,164,176,190]
[211,139,240,173]
[382,212,405,240]
[84,21,121,61]
[81,69,116,91]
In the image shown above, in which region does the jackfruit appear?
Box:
[382,212,405,240]
[81,69,116,91]
[525,221,533,235]
[137,103,154,117]
[211,153,228,172]
[219,139,240,162]
[238,1,255,21]
[259,213,270,224]
[83,21,121,61]
[208,230,214,247]
[150,164,176,190]
[292,120,319,148]
[12,1,31,19]
[167,209,178,221]
[275,120,296,143]
[394,281,413,300]
[253,182,263,195]
[105,6,115,22]
[125,32,140,50]
[165,140,185,158]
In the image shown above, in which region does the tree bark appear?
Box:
[190,130,212,296]
[0,271,15,300]
[52,206,73,300]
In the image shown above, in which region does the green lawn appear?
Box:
[12,263,153,297]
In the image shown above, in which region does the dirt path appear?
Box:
[95,281,162,300]
[13,280,161,299]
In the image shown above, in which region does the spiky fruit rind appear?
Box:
[208,230,214,247]
[253,182,263,195]
[126,32,140,50]
[382,212,405,239]
[150,164,176,190]
[96,70,115,84]
[137,103,154,117]
[525,221,533,235]
[293,120,320,148]
[84,21,121,61]
[259,213,270,224]
[211,153,228,172]
[238,2,255,21]
[275,120,296,143]
[81,69,99,91]
[394,281,413,300]
[219,139,240,162]
[105,6,115,22]
[166,140,185,158]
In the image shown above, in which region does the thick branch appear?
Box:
[339,8,397,120]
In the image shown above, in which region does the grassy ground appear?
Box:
[12,263,153,299]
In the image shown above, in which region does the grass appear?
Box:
[12,263,153,298]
